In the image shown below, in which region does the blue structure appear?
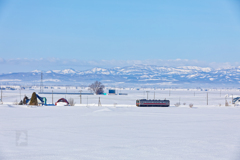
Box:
[26,93,47,105]
[233,97,240,104]
[109,89,116,94]
[119,93,128,95]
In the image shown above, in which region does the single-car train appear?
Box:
[136,99,170,107]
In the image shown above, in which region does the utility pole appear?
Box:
[80,94,82,104]
[52,90,53,104]
[232,94,233,104]
[79,90,82,104]
[20,87,21,101]
[154,91,155,100]
[87,96,88,107]
[220,90,221,97]
[1,86,2,103]
[169,90,170,96]
[225,95,227,106]
[194,92,195,97]
[40,71,43,92]
[146,91,149,100]
[207,92,208,105]
[98,97,101,106]
[65,87,67,99]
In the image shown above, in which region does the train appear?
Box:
[136,99,170,107]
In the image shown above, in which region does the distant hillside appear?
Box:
[1,64,240,87]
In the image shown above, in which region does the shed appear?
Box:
[109,89,116,95]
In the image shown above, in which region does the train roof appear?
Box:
[137,99,169,101]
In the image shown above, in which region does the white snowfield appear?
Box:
[0,105,240,160]
[0,89,240,159]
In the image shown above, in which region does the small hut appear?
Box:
[55,98,69,106]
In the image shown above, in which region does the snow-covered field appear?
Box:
[1,88,240,106]
[0,89,240,159]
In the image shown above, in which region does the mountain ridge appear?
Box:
[1,65,240,87]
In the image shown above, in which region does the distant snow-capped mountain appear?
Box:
[1,64,240,87]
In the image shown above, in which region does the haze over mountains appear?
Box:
[1,64,240,87]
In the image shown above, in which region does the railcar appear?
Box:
[136,99,170,107]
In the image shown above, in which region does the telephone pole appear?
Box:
[20,87,21,101]
[79,90,82,104]
[87,96,88,107]
[98,97,102,106]
[154,91,155,100]
[207,92,208,105]
[52,90,53,104]
[40,72,43,92]
[146,91,149,100]
[1,86,2,103]
[65,87,67,99]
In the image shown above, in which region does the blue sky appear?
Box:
[0,0,240,72]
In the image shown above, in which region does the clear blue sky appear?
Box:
[0,0,240,72]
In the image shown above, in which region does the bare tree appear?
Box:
[23,96,29,105]
[174,102,180,107]
[13,99,18,105]
[68,98,75,106]
[189,103,193,108]
[225,100,229,106]
[89,81,105,94]
[96,87,104,94]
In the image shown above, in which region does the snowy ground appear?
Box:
[1,88,240,106]
[0,89,240,159]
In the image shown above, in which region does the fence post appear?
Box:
[98,97,101,106]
